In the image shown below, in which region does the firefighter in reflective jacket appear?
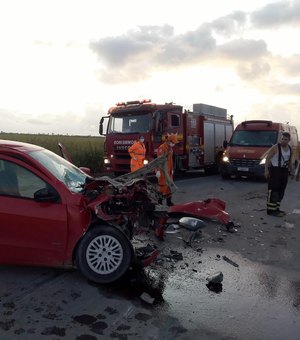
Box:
[128,136,146,172]
[264,132,294,217]
[156,133,179,206]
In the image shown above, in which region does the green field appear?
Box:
[0,133,104,174]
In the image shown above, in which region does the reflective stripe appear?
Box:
[267,204,277,210]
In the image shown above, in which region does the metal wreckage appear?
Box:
[83,155,235,277]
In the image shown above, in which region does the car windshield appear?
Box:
[230,130,277,147]
[107,113,151,134]
[30,149,87,193]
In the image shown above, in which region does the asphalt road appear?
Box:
[1,174,300,340]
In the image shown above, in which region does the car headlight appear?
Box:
[104,158,110,165]
[143,159,149,165]
[259,158,266,165]
[222,156,229,163]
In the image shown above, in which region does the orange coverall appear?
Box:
[156,142,173,197]
[128,140,146,172]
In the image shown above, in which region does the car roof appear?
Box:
[0,139,44,153]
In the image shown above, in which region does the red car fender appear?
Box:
[168,198,230,226]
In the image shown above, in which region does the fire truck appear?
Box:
[99,99,234,175]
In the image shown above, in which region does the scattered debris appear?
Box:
[225,221,238,233]
[222,255,239,268]
[206,271,223,284]
[179,216,206,231]
[244,193,266,200]
[206,282,223,293]
[135,244,157,257]
[284,222,294,229]
[206,271,224,293]
[164,250,183,262]
[135,244,159,267]
[168,198,232,228]
[139,292,155,305]
[165,224,180,234]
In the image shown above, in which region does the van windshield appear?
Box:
[230,130,277,147]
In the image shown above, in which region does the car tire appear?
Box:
[76,225,133,284]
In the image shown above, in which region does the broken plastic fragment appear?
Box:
[206,271,223,284]
[140,292,155,304]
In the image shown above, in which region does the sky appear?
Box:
[0,0,300,136]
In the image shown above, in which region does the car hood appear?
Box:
[84,154,176,209]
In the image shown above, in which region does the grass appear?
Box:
[0,132,104,174]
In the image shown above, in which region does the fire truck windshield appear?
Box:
[107,113,151,134]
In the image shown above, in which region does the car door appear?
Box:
[0,159,69,266]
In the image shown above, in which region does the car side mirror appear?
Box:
[34,188,60,203]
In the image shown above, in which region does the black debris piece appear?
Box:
[206,271,224,284]
[164,250,183,261]
[222,255,239,268]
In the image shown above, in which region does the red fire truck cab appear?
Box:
[99,99,234,175]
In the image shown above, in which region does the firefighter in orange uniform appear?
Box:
[128,136,146,172]
[156,133,179,206]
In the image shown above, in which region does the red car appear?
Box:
[0,139,147,283]
[0,140,233,283]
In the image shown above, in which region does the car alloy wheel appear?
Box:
[76,225,133,283]
[86,234,123,274]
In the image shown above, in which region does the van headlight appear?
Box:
[259,158,266,165]
[104,158,111,165]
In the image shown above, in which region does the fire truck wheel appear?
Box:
[76,225,133,283]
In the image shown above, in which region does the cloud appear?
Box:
[237,61,271,80]
[251,0,300,28]
[249,101,300,126]
[0,105,101,135]
[154,24,217,65]
[90,23,217,82]
[218,39,268,60]
[90,20,269,84]
[210,11,247,37]
[90,24,174,67]
[88,0,298,107]
[269,81,300,95]
[90,10,249,75]
[278,54,300,76]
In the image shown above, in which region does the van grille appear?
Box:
[230,158,260,167]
